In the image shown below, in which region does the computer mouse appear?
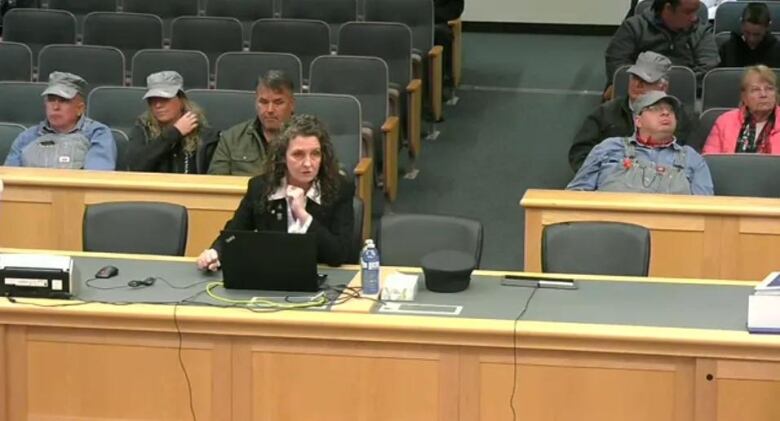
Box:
[95,265,119,279]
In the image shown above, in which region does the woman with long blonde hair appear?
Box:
[128,71,219,173]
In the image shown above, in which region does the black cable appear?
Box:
[85,277,211,290]
[172,300,197,421]
[510,286,539,421]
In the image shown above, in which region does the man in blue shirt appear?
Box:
[4,72,116,170]
[567,91,714,195]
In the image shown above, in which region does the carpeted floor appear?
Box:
[389,32,612,270]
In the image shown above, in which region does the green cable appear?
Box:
[204,281,328,309]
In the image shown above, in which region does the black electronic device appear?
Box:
[501,274,578,290]
[220,230,323,292]
[95,265,119,279]
[0,254,76,299]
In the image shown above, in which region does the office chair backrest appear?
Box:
[2,8,77,64]
[705,153,780,198]
[542,221,651,277]
[378,213,483,267]
[170,16,244,69]
[338,21,413,89]
[351,196,364,263]
[110,128,130,171]
[249,18,331,81]
[613,65,697,109]
[83,11,163,69]
[701,67,745,110]
[83,201,189,256]
[279,0,358,45]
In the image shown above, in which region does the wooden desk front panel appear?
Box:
[462,348,694,421]
[695,359,780,421]
[0,182,242,257]
[522,190,780,281]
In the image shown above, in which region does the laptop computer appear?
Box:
[220,230,323,292]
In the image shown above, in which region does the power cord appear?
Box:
[172,300,197,421]
[510,285,539,421]
[85,277,211,290]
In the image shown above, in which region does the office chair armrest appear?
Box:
[406,79,423,158]
[412,52,423,79]
[381,116,400,201]
[354,157,373,241]
[428,45,444,122]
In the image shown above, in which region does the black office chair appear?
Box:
[377,213,483,267]
[86,86,147,136]
[542,221,651,277]
[83,201,189,256]
[184,88,256,132]
[215,51,302,91]
[2,8,77,65]
[38,44,125,93]
[83,11,163,71]
[690,107,730,151]
[701,68,744,110]
[131,49,210,90]
[612,65,697,109]
[110,128,129,171]
[705,154,780,198]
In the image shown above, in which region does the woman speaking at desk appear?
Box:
[197,114,354,270]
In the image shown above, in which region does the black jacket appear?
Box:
[605,9,719,84]
[128,117,219,174]
[568,96,699,171]
[719,32,780,68]
[212,175,355,266]
[434,0,464,23]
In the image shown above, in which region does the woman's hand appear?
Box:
[286,185,310,223]
[174,111,199,136]
[196,248,221,271]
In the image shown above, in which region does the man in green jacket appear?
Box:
[208,70,295,175]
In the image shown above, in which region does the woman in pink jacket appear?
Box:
[704,65,780,154]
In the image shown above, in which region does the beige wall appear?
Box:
[463,0,628,25]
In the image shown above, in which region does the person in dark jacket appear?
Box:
[719,2,780,68]
[434,0,464,98]
[570,51,699,171]
[128,71,219,174]
[197,114,355,270]
[604,0,719,100]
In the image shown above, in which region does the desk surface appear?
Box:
[1,250,758,335]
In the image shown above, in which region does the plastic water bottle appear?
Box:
[360,239,381,295]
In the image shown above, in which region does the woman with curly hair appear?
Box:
[197,114,355,269]
[128,71,219,173]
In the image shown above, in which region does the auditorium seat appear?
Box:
[184,89,257,132]
[204,0,276,46]
[715,1,780,33]
[279,0,357,47]
[613,64,697,109]
[86,86,147,135]
[83,11,163,71]
[38,44,125,93]
[364,0,443,121]
[120,0,199,41]
[215,51,302,91]
[338,21,422,161]
[46,0,118,39]
[249,18,331,82]
[542,221,651,277]
[378,213,484,267]
[0,82,48,127]
[0,42,33,82]
[83,201,189,256]
[131,49,209,90]
[701,67,744,110]
[690,107,730,151]
[170,16,244,72]
[2,8,77,65]
[309,55,400,200]
[0,123,27,164]
[110,128,130,171]
[705,154,780,198]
